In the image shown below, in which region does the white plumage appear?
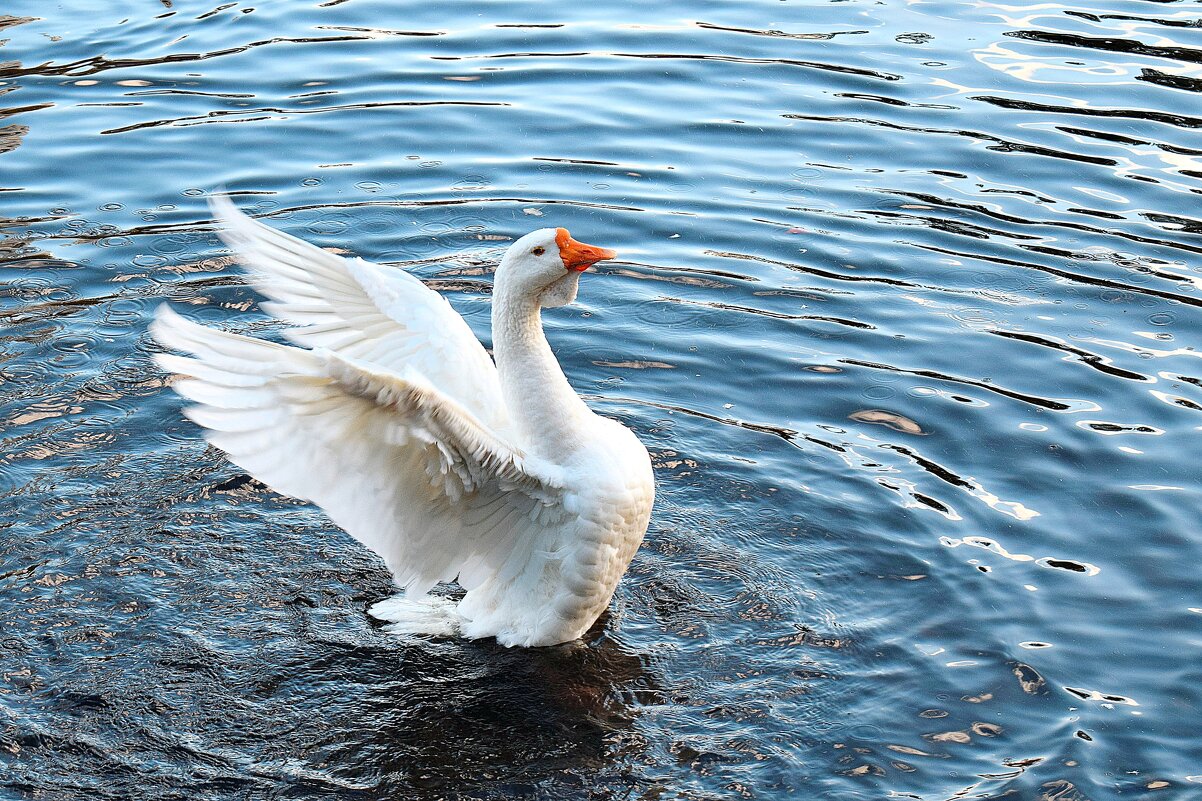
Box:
[151,197,654,647]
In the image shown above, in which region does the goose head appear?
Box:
[496,228,616,308]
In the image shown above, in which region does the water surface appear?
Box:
[2,0,1201,798]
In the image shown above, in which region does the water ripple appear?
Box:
[2,0,1199,797]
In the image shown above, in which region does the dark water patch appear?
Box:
[0,34,385,81]
[876,188,1202,257]
[990,331,1150,382]
[912,243,1202,307]
[838,358,1081,412]
[782,113,1124,167]
[1065,12,1202,31]
[1004,29,1202,69]
[971,92,1202,131]
[694,22,870,42]
[101,100,513,136]
[435,49,903,82]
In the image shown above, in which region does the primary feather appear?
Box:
[207,193,506,430]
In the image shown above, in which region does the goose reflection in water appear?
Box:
[283,619,659,795]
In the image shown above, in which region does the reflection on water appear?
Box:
[2,1,1201,798]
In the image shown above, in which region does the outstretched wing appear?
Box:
[151,304,564,594]
[208,194,506,432]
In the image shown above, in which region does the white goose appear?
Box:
[152,197,654,647]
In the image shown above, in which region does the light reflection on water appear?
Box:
[2,1,1201,798]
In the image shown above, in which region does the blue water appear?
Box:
[2,1,1201,798]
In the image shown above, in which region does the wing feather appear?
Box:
[151,304,563,594]
[208,194,506,431]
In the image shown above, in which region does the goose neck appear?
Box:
[492,288,590,457]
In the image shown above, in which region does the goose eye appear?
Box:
[532,246,546,256]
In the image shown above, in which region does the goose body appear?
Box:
[152,198,654,647]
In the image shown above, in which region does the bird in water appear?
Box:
[151,196,654,647]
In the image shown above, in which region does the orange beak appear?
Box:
[556,228,616,272]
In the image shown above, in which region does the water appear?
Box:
[1,0,1200,797]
